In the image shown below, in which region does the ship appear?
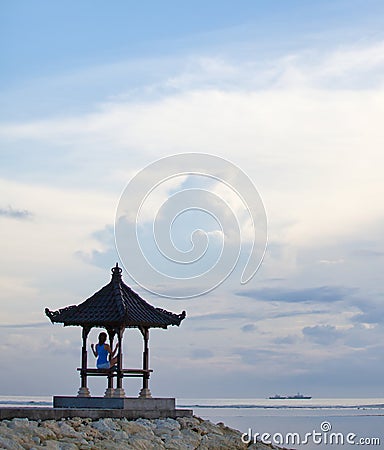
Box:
[287,392,312,399]
[269,392,312,400]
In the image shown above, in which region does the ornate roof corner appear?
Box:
[45,307,53,322]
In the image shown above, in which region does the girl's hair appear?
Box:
[98,332,107,344]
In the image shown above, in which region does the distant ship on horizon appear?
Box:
[269,392,312,400]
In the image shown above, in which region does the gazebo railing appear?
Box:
[77,367,153,398]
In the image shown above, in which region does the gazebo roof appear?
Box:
[45,264,186,329]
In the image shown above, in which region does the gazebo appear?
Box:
[45,264,186,399]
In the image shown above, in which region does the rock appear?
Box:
[8,418,34,430]
[40,440,61,450]
[177,416,205,434]
[179,428,202,448]
[127,436,160,449]
[134,418,156,430]
[120,420,155,442]
[197,432,247,449]
[154,418,182,439]
[92,417,120,433]
[0,416,285,450]
[40,420,62,437]
[34,425,57,440]
[121,419,152,434]
[249,443,282,450]
[58,421,86,439]
[0,436,24,450]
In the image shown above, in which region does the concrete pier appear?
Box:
[0,396,193,421]
[0,407,193,421]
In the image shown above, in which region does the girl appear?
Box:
[91,332,118,369]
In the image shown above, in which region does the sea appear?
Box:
[1,396,383,449]
[177,398,384,449]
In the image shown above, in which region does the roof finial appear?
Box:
[111,262,122,278]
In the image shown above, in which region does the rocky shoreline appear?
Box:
[0,415,284,449]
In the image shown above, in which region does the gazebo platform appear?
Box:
[54,395,181,411]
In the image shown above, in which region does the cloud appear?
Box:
[0,205,32,220]
[236,286,357,304]
[273,40,384,89]
[273,335,299,345]
[271,309,329,319]
[351,301,384,325]
[76,248,117,271]
[241,323,257,333]
[233,348,281,366]
[310,40,384,86]
[0,322,49,329]
[189,348,214,359]
[188,312,249,321]
[1,41,383,270]
[76,225,117,269]
[302,324,343,345]
[318,259,345,265]
[352,249,384,258]
[1,77,383,257]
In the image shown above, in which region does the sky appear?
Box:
[1,0,384,398]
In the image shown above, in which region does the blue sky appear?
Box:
[2,0,383,120]
[1,0,384,398]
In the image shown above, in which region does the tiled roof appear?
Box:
[45,264,186,329]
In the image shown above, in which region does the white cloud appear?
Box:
[318,259,345,265]
[3,88,383,249]
[1,41,384,294]
[313,40,384,80]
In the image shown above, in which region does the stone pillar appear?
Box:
[77,326,91,397]
[113,326,125,398]
[104,375,115,398]
[139,327,152,398]
[104,328,116,397]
